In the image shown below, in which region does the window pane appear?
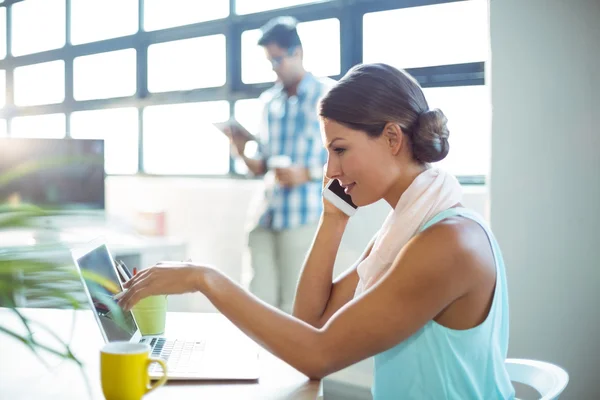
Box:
[241,29,274,84]
[363,1,489,69]
[0,119,7,137]
[148,35,226,93]
[71,0,138,45]
[143,101,230,175]
[14,61,65,106]
[12,0,66,56]
[298,19,340,78]
[71,108,139,175]
[144,0,229,31]
[74,49,137,101]
[11,114,66,138]
[423,85,491,176]
[0,8,6,59]
[0,70,5,108]
[234,99,263,138]
[236,0,328,15]
[242,18,340,84]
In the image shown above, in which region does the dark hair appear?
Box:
[257,16,302,50]
[319,63,449,163]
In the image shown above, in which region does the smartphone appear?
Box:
[323,179,358,217]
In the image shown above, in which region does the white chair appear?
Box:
[317,358,569,400]
[506,358,569,400]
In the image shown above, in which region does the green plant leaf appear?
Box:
[7,307,80,369]
[0,325,80,366]
[1,260,128,330]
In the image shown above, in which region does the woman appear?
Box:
[118,63,514,399]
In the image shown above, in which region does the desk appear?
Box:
[0,308,320,399]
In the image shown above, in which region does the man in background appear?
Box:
[228,16,333,314]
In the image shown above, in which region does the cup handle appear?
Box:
[146,358,168,394]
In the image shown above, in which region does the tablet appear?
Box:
[214,119,256,142]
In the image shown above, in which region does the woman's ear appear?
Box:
[383,123,404,156]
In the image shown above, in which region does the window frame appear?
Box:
[0,0,486,184]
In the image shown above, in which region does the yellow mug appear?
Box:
[101,341,168,400]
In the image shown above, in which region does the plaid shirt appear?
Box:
[256,73,334,231]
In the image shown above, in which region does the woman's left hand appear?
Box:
[117,262,207,311]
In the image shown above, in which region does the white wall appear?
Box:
[490,0,600,398]
[105,176,488,312]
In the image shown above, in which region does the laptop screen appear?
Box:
[76,244,138,341]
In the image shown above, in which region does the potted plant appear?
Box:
[0,157,126,392]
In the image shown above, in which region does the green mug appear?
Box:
[132,295,167,335]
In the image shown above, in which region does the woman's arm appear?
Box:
[292,214,349,327]
[201,221,475,378]
[119,220,478,380]
[301,236,375,329]
[294,173,376,327]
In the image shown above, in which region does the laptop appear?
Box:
[72,239,260,381]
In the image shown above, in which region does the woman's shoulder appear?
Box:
[408,214,493,274]
[380,214,491,317]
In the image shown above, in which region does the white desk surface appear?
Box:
[0,308,320,400]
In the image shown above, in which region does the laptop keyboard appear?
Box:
[143,337,206,374]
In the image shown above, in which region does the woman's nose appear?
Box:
[325,159,341,180]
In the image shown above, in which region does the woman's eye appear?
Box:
[334,148,346,154]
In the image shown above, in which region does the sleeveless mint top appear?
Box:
[372,208,515,399]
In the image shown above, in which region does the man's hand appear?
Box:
[224,126,250,157]
[275,166,310,188]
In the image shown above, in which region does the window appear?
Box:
[236,0,329,15]
[70,0,138,45]
[70,108,139,175]
[423,85,491,176]
[14,61,65,106]
[363,1,489,69]
[241,18,340,84]
[0,70,5,108]
[1,0,488,179]
[74,49,137,101]
[0,8,6,59]
[11,0,65,56]
[11,114,66,138]
[143,0,229,31]
[147,35,226,93]
[143,101,230,175]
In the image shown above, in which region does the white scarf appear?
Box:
[354,168,463,296]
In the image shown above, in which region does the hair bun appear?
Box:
[411,108,450,163]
